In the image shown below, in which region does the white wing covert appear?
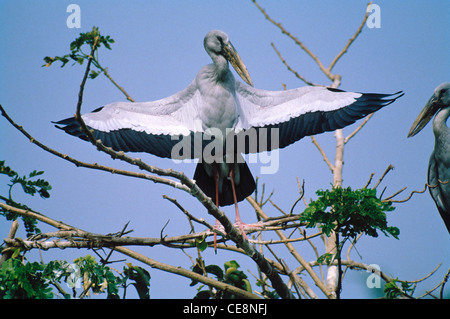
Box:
[54,81,204,158]
[234,82,403,152]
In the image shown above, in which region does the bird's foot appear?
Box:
[213,221,224,254]
[211,221,263,236]
[211,221,263,253]
[233,220,264,239]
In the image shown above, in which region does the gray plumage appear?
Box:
[408,82,450,233]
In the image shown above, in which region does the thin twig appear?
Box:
[270,43,319,86]
[252,0,333,80]
[0,220,19,267]
[386,179,449,203]
[99,66,135,102]
[327,1,372,72]
[439,267,450,299]
[373,164,394,189]
[384,185,424,203]
[363,172,375,189]
[310,136,335,172]
[163,195,216,233]
[344,113,374,144]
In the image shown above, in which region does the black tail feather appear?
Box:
[194,161,256,207]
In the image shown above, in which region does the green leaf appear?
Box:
[204,265,224,281]
[317,253,333,265]
[195,235,208,252]
[11,247,22,259]
[125,265,151,299]
[242,279,252,292]
[0,161,17,177]
[224,260,240,271]
[28,170,44,178]
[89,70,100,79]
[194,290,212,299]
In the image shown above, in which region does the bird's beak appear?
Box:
[223,42,253,87]
[407,94,440,137]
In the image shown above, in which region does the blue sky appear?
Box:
[1,1,449,299]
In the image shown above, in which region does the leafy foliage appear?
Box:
[0,160,52,236]
[384,279,414,299]
[0,254,151,299]
[0,161,151,299]
[300,186,399,240]
[190,260,261,299]
[72,255,119,298]
[42,26,114,80]
[0,257,53,299]
[123,263,151,299]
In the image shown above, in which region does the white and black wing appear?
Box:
[54,81,204,159]
[234,82,403,152]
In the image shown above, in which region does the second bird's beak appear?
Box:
[223,42,253,87]
[407,94,440,137]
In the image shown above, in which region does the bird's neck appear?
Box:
[433,106,450,129]
[210,54,229,82]
[432,106,450,144]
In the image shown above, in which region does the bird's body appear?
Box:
[55,30,403,244]
[197,65,238,132]
[408,82,450,233]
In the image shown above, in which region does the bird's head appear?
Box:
[407,82,450,137]
[204,30,253,86]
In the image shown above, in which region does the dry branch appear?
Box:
[0,201,260,299]
[247,196,332,298]
[252,0,332,80]
[327,2,372,72]
[270,43,319,86]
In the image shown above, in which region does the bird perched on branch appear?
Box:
[55,30,403,248]
[408,82,450,233]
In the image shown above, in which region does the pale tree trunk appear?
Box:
[325,128,345,298]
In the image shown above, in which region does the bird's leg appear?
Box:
[229,165,248,240]
[213,162,221,253]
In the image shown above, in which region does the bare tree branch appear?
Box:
[115,246,260,299]
[0,201,260,299]
[247,196,333,298]
[373,164,394,190]
[385,180,449,203]
[99,66,135,102]
[327,2,372,72]
[344,113,374,144]
[310,136,335,172]
[270,43,319,86]
[0,220,19,267]
[252,0,333,81]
